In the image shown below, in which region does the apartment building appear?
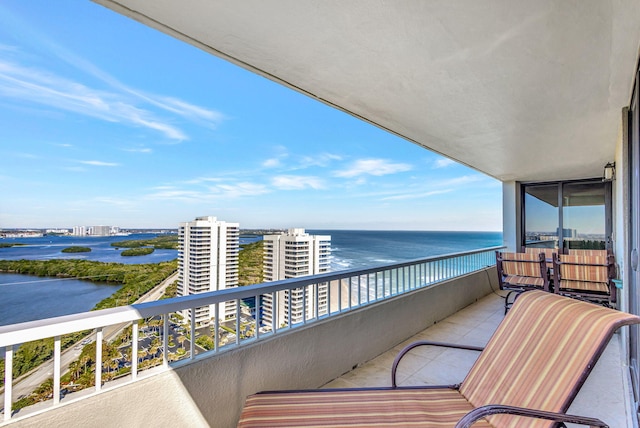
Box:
[178,216,239,326]
[262,228,331,327]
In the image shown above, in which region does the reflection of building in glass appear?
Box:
[178,216,239,326]
[261,228,331,327]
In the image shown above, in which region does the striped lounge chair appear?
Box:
[553,253,617,305]
[237,291,640,427]
[566,249,609,257]
[496,251,550,313]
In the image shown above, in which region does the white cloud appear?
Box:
[334,158,412,178]
[183,176,225,185]
[123,147,153,154]
[434,158,456,168]
[263,158,281,168]
[381,189,453,201]
[146,180,270,202]
[15,152,39,159]
[272,175,325,190]
[214,182,269,197]
[78,160,120,167]
[155,96,226,127]
[0,60,190,141]
[298,153,343,168]
[145,188,205,202]
[92,196,133,206]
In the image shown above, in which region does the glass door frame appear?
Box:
[519,179,613,253]
[627,65,640,418]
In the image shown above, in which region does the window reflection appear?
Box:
[523,181,609,252]
[562,182,606,250]
[524,184,559,250]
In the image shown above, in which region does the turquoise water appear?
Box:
[0,230,502,325]
[312,230,502,270]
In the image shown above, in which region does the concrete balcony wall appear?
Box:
[9,267,497,428]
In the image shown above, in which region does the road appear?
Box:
[0,272,178,406]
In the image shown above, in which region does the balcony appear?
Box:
[1,247,514,426]
[4,1,640,426]
[1,249,633,426]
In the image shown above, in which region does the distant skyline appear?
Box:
[0,1,501,231]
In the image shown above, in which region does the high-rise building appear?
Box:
[262,228,331,327]
[178,216,239,326]
[89,225,111,236]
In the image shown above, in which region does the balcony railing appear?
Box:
[0,245,501,423]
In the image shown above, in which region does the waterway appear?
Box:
[0,233,177,326]
[0,273,122,325]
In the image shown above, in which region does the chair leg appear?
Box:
[504,290,521,314]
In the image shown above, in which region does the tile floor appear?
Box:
[323,292,634,427]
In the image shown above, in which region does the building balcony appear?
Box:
[2,247,563,427]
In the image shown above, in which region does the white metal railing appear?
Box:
[0,246,502,423]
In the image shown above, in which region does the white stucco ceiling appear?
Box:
[95,0,640,182]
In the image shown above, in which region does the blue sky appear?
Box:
[0,1,501,231]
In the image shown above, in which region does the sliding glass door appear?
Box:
[628,67,640,419]
[523,180,611,252]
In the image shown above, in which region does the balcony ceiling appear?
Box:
[95,0,640,182]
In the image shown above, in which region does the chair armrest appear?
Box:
[455,404,609,428]
[391,341,484,387]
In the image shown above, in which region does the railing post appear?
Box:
[4,345,13,422]
[214,304,220,352]
[163,314,169,367]
[235,300,241,345]
[254,294,260,339]
[190,307,196,358]
[95,328,103,392]
[53,336,61,405]
[132,320,138,380]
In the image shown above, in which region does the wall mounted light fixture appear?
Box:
[603,162,616,182]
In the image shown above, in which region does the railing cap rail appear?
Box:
[0,245,503,348]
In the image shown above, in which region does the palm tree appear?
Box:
[138,348,148,365]
[178,335,186,349]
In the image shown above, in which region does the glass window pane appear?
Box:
[562,182,606,250]
[524,184,559,250]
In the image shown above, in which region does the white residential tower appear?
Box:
[262,228,331,327]
[178,216,239,326]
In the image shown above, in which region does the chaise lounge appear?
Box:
[237,290,640,427]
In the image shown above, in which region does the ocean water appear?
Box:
[0,230,502,325]
[313,230,503,271]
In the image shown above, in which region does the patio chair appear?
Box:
[523,246,556,260]
[553,253,617,305]
[496,251,550,313]
[237,291,640,427]
[566,249,610,257]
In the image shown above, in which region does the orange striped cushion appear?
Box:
[559,255,608,282]
[460,291,639,428]
[567,249,608,257]
[558,280,609,293]
[524,248,555,260]
[503,275,544,287]
[237,388,493,427]
[502,261,541,277]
